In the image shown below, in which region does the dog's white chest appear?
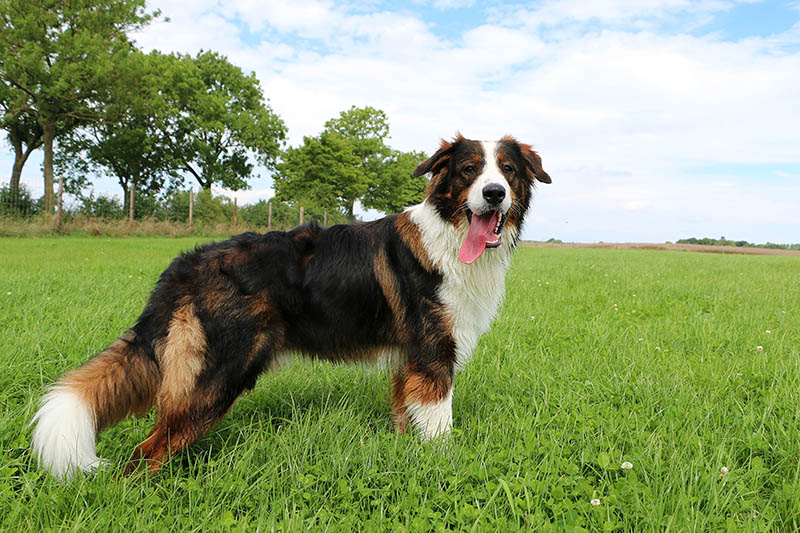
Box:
[409,202,512,367]
[439,262,507,367]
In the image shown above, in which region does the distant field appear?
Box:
[1,237,799,530]
[524,241,800,256]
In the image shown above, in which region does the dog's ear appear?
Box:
[519,143,552,184]
[413,136,459,177]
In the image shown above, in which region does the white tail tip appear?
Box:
[31,387,100,480]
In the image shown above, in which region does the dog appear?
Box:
[31,134,551,479]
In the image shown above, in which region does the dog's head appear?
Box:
[413,134,551,264]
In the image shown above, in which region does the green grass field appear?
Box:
[1,237,799,531]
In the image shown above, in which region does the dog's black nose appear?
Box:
[482,183,506,205]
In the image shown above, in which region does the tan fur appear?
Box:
[373,248,410,342]
[157,304,206,410]
[395,211,434,272]
[391,362,453,433]
[60,331,159,431]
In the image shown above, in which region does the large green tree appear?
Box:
[274,106,427,218]
[362,149,428,214]
[275,132,362,215]
[55,50,173,203]
[159,51,287,191]
[0,0,158,212]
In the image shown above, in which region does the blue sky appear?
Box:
[3,0,799,243]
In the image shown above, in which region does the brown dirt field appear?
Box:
[521,242,800,256]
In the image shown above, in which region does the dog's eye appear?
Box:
[502,164,514,173]
[463,165,476,174]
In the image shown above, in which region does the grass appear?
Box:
[1,236,799,531]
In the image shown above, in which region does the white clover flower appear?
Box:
[765,330,771,335]
[621,461,633,470]
[590,498,601,506]
[720,466,729,477]
[757,346,764,352]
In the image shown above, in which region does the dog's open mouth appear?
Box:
[459,209,507,264]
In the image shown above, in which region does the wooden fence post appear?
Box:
[128,181,135,227]
[324,210,327,226]
[299,205,304,225]
[57,174,64,231]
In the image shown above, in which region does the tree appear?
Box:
[323,106,390,216]
[275,106,427,218]
[1,81,42,200]
[362,149,428,214]
[0,0,158,212]
[159,51,287,191]
[55,50,173,204]
[274,132,361,214]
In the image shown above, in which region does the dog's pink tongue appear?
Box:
[458,211,499,264]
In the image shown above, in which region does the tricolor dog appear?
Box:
[31,134,551,479]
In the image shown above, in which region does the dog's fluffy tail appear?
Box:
[31,332,159,480]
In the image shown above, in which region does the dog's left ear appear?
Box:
[413,138,457,178]
[519,143,552,184]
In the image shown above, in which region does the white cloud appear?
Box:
[508,0,735,28]
[212,186,274,204]
[431,0,475,9]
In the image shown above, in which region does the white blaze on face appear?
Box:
[466,142,512,215]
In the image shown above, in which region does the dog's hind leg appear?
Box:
[123,304,275,476]
[123,389,233,476]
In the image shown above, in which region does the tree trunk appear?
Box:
[347,197,355,220]
[8,129,24,200]
[10,154,24,200]
[42,123,56,213]
[8,126,41,202]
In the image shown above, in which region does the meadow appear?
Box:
[1,236,799,531]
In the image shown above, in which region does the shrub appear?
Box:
[0,183,39,217]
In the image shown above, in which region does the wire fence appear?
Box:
[0,182,349,235]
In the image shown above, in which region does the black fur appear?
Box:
[132,217,448,401]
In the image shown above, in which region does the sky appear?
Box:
[2,0,800,243]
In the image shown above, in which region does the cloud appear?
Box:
[212,187,275,204]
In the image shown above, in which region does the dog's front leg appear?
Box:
[391,358,454,440]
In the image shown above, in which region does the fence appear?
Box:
[0,183,348,234]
